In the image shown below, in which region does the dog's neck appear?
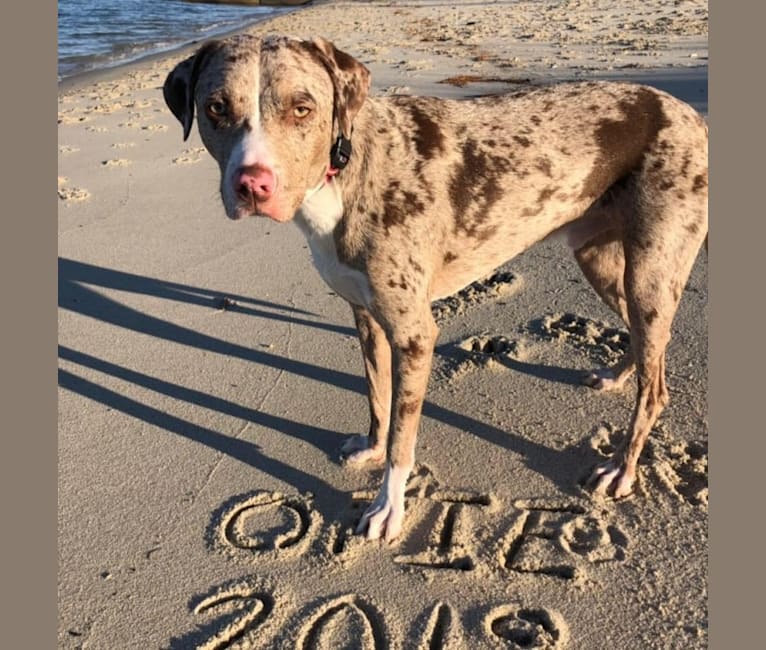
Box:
[335,98,388,210]
[295,173,344,238]
[294,97,394,267]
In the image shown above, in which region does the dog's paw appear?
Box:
[340,435,386,467]
[356,463,410,542]
[586,459,635,499]
[357,497,404,542]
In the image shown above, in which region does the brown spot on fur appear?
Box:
[449,139,511,239]
[659,179,675,191]
[388,275,409,290]
[531,115,542,126]
[658,139,673,152]
[692,173,707,193]
[521,186,557,217]
[513,135,532,148]
[398,401,420,418]
[685,222,700,235]
[382,182,426,230]
[645,308,658,325]
[539,187,557,202]
[407,102,445,161]
[536,157,553,177]
[408,256,425,275]
[579,88,670,200]
[402,337,425,359]
[444,252,458,263]
[680,153,692,178]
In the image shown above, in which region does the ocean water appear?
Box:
[58,0,293,80]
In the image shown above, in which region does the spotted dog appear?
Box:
[164,34,708,542]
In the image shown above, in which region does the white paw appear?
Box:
[340,435,385,467]
[587,460,635,498]
[356,463,411,542]
[582,369,622,391]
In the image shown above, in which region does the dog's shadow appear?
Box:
[59,257,604,502]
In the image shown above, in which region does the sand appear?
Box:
[58,1,708,647]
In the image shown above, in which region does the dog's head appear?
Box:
[163,34,370,222]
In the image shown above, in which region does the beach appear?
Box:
[58,1,708,647]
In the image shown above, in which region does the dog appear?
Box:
[164,34,708,542]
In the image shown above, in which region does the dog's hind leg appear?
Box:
[588,253,674,498]
[342,306,391,466]
[574,228,635,391]
[587,181,707,497]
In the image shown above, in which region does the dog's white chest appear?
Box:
[295,180,372,308]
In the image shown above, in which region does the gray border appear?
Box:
[709,0,760,646]
[4,0,57,647]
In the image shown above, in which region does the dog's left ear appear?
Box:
[163,41,221,141]
[303,37,371,139]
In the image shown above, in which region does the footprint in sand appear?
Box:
[380,85,412,96]
[537,312,629,364]
[58,145,80,155]
[432,270,522,323]
[486,605,569,649]
[102,158,131,168]
[589,423,708,507]
[435,333,534,381]
[87,102,124,114]
[111,142,136,149]
[86,125,108,133]
[645,433,708,507]
[58,187,90,202]
[172,147,207,165]
[123,99,154,109]
[58,114,89,125]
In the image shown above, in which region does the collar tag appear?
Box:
[329,134,352,170]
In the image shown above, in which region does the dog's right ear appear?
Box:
[163,41,221,141]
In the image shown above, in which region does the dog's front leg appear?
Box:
[356,308,438,542]
[341,306,392,466]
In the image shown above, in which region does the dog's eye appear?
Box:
[293,105,311,119]
[206,100,228,119]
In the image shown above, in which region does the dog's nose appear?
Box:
[236,164,276,202]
